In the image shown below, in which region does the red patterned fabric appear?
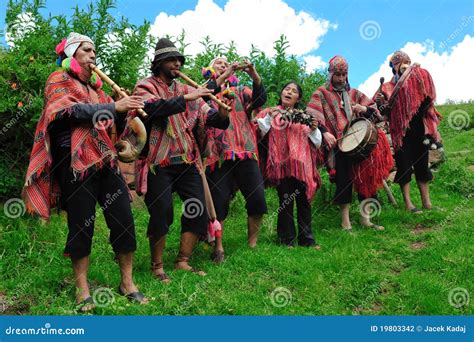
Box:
[307,86,393,196]
[256,106,321,202]
[122,76,213,195]
[205,85,259,168]
[130,77,212,167]
[377,66,442,151]
[307,86,375,139]
[22,71,116,219]
[352,129,394,198]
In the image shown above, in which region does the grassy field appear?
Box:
[1,103,473,315]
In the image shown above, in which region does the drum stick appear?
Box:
[336,128,363,141]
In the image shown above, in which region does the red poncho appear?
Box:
[22,71,116,219]
[384,65,442,151]
[121,76,214,195]
[256,106,321,202]
[307,85,393,197]
[205,85,259,169]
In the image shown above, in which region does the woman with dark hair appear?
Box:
[256,82,322,248]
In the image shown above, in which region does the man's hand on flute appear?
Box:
[217,97,232,118]
[183,87,214,101]
[115,95,144,113]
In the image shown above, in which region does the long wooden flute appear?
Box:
[175,70,231,111]
[90,64,148,118]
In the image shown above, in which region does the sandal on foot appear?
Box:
[365,223,385,231]
[175,253,207,276]
[211,250,225,264]
[76,296,95,313]
[151,262,171,283]
[118,287,148,305]
[409,207,423,214]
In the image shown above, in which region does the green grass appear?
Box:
[1,103,473,315]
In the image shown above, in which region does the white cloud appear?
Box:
[150,0,336,58]
[6,12,36,47]
[303,55,327,73]
[358,34,474,104]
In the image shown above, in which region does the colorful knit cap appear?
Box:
[327,55,349,90]
[328,55,348,74]
[389,50,411,70]
[55,32,94,58]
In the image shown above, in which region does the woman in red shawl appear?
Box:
[22,33,148,311]
[256,82,322,248]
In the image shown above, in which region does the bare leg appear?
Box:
[340,203,352,230]
[360,213,384,231]
[400,182,415,210]
[417,180,432,209]
[116,252,148,303]
[400,182,422,213]
[149,236,170,283]
[175,232,206,276]
[248,215,263,248]
[72,256,94,311]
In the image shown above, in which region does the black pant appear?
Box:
[333,150,375,205]
[57,154,136,259]
[145,163,207,239]
[276,178,315,246]
[394,114,433,185]
[206,159,267,221]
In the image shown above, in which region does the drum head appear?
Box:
[339,120,369,152]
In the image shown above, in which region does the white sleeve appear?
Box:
[308,128,322,148]
[257,114,272,136]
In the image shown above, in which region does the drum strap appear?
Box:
[338,90,353,122]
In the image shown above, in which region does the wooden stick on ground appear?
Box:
[382,179,397,206]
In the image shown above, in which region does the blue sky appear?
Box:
[1,0,473,101]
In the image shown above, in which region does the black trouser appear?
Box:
[145,163,207,239]
[394,114,433,185]
[56,152,136,259]
[206,159,267,221]
[333,150,376,205]
[276,178,315,246]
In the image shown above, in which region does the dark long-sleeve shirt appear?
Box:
[48,103,125,150]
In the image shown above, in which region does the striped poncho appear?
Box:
[22,70,116,219]
[307,85,394,198]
